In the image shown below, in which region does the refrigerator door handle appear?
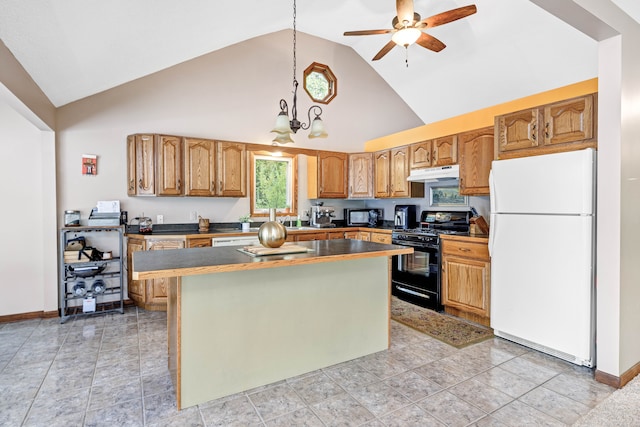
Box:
[488,170,496,257]
[489,213,496,257]
[489,169,496,213]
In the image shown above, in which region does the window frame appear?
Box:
[303,62,337,104]
[249,150,298,217]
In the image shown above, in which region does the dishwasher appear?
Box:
[211,235,261,247]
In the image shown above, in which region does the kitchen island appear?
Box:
[132,239,412,409]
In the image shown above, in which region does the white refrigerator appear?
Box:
[489,148,596,367]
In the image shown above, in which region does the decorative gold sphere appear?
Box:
[258,221,288,248]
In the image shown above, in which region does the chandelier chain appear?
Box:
[292,0,297,84]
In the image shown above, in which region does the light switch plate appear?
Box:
[157,215,164,224]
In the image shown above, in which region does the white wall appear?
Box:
[55,30,424,226]
[0,99,57,316]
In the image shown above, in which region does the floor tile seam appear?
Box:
[136,310,152,427]
[413,387,492,424]
[510,393,575,426]
[21,322,77,427]
[534,382,604,410]
[245,391,272,425]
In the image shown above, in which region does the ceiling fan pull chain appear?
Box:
[405,47,409,67]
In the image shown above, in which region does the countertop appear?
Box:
[125,226,394,238]
[132,239,412,280]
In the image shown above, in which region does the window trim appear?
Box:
[303,62,337,104]
[249,150,298,218]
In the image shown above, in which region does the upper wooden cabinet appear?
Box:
[184,138,216,196]
[544,95,595,146]
[128,135,247,197]
[127,134,155,196]
[156,135,183,196]
[458,127,494,196]
[348,152,374,199]
[216,141,247,197]
[375,146,424,198]
[308,152,348,199]
[495,94,597,159]
[432,135,458,166]
[409,136,458,169]
[409,140,432,169]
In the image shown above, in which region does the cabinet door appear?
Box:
[344,231,359,239]
[389,146,410,198]
[217,141,246,197]
[126,135,137,196]
[187,237,212,248]
[147,239,185,306]
[409,140,432,169]
[544,94,594,146]
[348,153,374,199]
[184,138,216,196]
[432,135,458,166]
[134,134,155,196]
[374,150,390,198]
[370,232,391,244]
[458,127,494,196]
[295,232,326,241]
[327,232,344,240]
[156,135,183,196]
[126,238,145,302]
[441,256,490,318]
[317,152,348,198]
[495,108,542,153]
[357,231,371,241]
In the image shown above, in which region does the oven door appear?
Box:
[391,240,442,311]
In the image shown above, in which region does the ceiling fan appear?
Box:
[344,0,477,63]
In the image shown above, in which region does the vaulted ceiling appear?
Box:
[0,1,638,125]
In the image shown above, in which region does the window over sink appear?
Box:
[250,150,298,217]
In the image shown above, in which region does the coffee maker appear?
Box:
[394,205,417,229]
[309,205,336,228]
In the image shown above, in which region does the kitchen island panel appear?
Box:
[175,257,389,409]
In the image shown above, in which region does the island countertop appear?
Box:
[132,238,412,280]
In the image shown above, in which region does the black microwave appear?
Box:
[344,208,384,227]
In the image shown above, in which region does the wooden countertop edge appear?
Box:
[126,227,394,239]
[132,246,412,280]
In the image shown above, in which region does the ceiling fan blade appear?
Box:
[416,32,446,52]
[343,29,393,36]
[421,5,477,29]
[373,40,397,61]
[396,0,415,25]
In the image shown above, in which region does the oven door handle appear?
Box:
[396,286,431,299]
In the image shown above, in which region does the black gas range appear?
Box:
[391,210,472,311]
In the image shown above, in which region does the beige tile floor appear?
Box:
[0,307,615,427]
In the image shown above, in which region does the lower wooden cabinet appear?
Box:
[441,236,491,326]
[127,236,185,311]
[344,229,392,244]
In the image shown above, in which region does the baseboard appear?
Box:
[0,309,58,323]
[0,299,136,324]
[596,361,640,389]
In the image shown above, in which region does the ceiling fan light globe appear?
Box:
[308,117,328,139]
[271,112,294,134]
[391,28,421,46]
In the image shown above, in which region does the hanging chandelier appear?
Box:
[271,0,328,145]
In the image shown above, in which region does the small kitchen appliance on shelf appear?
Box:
[394,205,417,229]
[309,204,336,228]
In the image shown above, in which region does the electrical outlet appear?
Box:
[157,215,164,224]
[189,211,198,221]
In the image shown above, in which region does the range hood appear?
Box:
[407,164,460,182]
